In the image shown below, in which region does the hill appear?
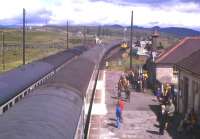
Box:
[133,26,200,38]
[160,27,200,37]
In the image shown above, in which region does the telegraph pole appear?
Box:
[130,10,133,70]
[2,31,5,71]
[66,21,69,49]
[83,26,86,45]
[22,8,26,65]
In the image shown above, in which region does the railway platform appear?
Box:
[89,70,181,139]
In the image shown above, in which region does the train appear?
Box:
[120,41,128,50]
[0,46,88,114]
[0,42,121,139]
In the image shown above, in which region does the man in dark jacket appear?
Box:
[159,105,167,135]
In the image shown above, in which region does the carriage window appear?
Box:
[20,95,23,99]
[15,97,19,103]
[3,105,8,112]
[9,102,12,107]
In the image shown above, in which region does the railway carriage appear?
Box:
[0,46,87,114]
[0,42,121,139]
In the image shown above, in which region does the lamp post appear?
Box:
[83,26,86,45]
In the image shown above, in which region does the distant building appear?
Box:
[132,40,151,61]
[76,31,83,37]
[140,40,152,48]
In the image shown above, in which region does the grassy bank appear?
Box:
[106,49,145,71]
[0,47,64,73]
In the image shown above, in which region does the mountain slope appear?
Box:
[160,27,200,37]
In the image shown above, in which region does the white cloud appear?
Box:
[0,0,199,29]
[0,0,47,18]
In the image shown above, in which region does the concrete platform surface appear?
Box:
[89,70,180,139]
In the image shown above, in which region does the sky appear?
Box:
[0,0,200,29]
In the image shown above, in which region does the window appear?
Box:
[194,81,198,94]
[20,95,23,99]
[15,97,19,103]
[3,105,8,112]
[179,79,183,97]
[9,102,12,107]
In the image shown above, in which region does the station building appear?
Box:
[156,37,200,114]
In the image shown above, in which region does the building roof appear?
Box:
[156,37,200,64]
[176,49,200,76]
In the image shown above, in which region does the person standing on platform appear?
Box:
[156,88,162,102]
[165,99,175,129]
[127,70,135,89]
[159,105,167,135]
[117,77,123,98]
[162,84,170,104]
[115,103,121,128]
[119,99,124,122]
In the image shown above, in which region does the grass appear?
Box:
[0,27,123,74]
[0,26,179,74]
[107,50,145,71]
[0,28,92,73]
[0,47,64,73]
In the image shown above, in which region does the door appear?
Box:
[183,77,189,113]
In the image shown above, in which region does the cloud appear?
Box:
[0,0,199,29]
[90,0,170,5]
[26,10,52,25]
[0,0,51,25]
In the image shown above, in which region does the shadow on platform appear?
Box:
[107,123,116,128]
[109,118,116,121]
[146,130,160,135]
[148,104,193,139]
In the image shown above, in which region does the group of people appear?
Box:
[115,70,149,128]
[155,83,175,104]
[178,109,199,137]
[155,83,200,137]
[155,84,176,135]
[117,70,149,101]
